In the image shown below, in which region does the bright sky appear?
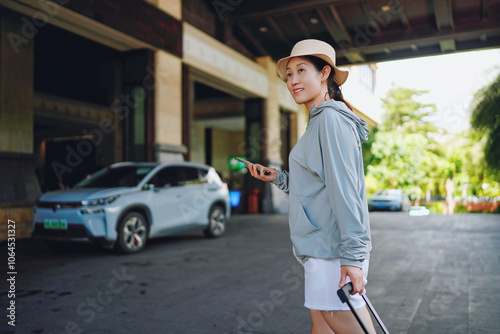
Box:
[374,48,500,132]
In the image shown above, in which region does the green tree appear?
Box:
[380,85,439,134]
[368,83,500,211]
[367,86,447,202]
[471,73,500,171]
[362,126,377,174]
[457,130,500,198]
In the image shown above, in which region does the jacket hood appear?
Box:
[309,100,369,143]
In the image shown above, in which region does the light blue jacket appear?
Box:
[272,99,372,268]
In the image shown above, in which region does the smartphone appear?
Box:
[235,157,271,176]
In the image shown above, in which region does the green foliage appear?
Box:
[367,86,446,200]
[368,83,500,207]
[427,202,445,214]
[447,130,500,198]
[362,126,377,174]
[380,85,439,134]
[454,204,468,213]
[368,131,427,189]
[471,74,500,171]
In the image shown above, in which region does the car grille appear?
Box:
[33,223,89,239]
[36,201,82,210]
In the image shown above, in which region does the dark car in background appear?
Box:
[368,189,411,212]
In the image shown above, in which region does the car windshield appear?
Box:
[75,166,155,188]
[375,190,401,198]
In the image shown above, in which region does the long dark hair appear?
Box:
[301,56,353,111]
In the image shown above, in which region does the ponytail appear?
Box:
[302,56,353,111]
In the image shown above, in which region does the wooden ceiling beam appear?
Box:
[433,0,454,31]
[236,23,268,56]
[339,26,500,55]
[231,0,359,21]
[320,5,365,63]
[360,0,375,23]
[341,36,500,65]
[328,5,353,45]
[391,0,412,33]
[481,0,489,20]
[292,12,312,39]
[439,38,456,52]
[342,50,367,63]
[316,8,342,44]
[267,17,293,48]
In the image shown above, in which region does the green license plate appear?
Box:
[44,219,68,230]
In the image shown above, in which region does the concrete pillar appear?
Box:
[256,56,282,166]
[182,64,194,161]
[154,50,186,162]
[145,0,182,21]
[0,9,34,153]
[145,0,185,162]
[256,56,288,213]
[0,9,40,240]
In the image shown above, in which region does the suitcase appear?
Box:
[337,282,390,334]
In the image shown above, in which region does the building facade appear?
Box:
[0,0,377,240]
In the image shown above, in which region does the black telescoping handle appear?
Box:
[337,282,390,334]
[337,283,371,334]
[361,293,390,334]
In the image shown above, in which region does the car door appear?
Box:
[147,166,191,236]
[176,167,209,226]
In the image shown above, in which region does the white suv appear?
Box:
[33,162,230,253]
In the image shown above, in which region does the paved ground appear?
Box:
[1,212,499,334]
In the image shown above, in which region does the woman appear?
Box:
[247,39,376,334]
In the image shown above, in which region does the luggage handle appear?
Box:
[337,282,390,334]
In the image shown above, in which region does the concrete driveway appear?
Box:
[1,212,499,333]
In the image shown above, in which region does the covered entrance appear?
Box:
[185,73,271,214]
[182,22,301,213]
[33,25,155,191]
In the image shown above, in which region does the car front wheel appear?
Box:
[203,205,226,238]
[116,211,148,254]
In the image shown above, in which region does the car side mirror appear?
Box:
[142,184,155,190]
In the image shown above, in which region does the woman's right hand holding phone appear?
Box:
[248,163,276,182]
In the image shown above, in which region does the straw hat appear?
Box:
[277,39,349,85]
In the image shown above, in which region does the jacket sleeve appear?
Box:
[271,169,290,194]
[318,111,370,268]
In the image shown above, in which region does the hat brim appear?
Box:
[277,53,349,85]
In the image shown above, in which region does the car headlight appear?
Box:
[81,195,119,206]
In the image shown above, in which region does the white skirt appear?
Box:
[302,257,370,311]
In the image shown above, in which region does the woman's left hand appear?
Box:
[248,163,276,182]
[339,265,365,295]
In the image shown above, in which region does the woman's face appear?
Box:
[285,57,328,110]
